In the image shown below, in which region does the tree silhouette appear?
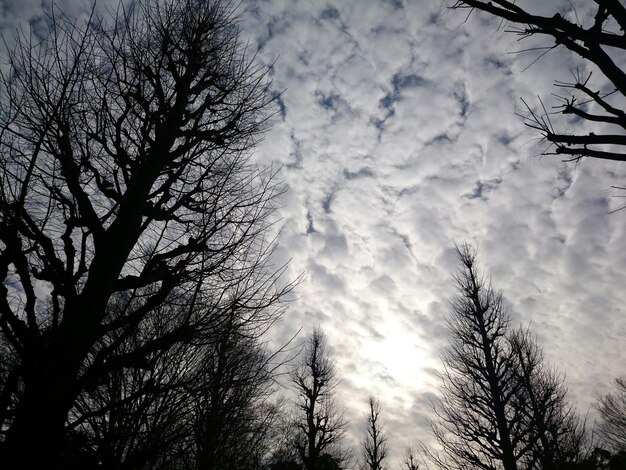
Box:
[0,0,292,467]
[427,244,585,470]
[67,300,285,470]
[508,327,587,469]
[291,328,350,470]
[184,314,284,470]
[429,244,524,470]
[596,377,626,452]
[451,1,626,163]
[360,396,388,470]
[402,447,422,470]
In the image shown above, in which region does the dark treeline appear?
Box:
[0,0,624,469]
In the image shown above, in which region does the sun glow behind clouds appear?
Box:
[359,314,439,390]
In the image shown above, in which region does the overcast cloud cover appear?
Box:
[1,0,625,465]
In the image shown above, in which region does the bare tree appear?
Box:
[428,243,525,470]
[68,300,286,470]
[186,313,285,470]
[361,396,388,470]
[71,341,195,470]
[0,0,293,467]
[291,328,350,470]
[267,411,304,470]
[451,1,626,164]
[427,245,587,470]
[402,447,421,470]
[508,327,587,469]
[596,377,626,452]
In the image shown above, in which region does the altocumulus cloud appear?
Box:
[1,0,624,464]
[243,0,626,461]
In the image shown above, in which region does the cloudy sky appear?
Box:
[1,0,625,465]
[238,0,626,461]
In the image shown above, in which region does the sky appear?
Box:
[239,0,626,462]
[1,0,625,466]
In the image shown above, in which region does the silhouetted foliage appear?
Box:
[570,447,626,470]
[270,460,302,470]
[318,453,344,470]
[596,377,626,452]
[451,1,626,164]
[0,0,293,467]
[360,396,388,470]
[291,328,350,470]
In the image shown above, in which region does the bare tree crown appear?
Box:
[0,0,292,467]
[451,1,626,163]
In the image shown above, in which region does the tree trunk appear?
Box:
[1,344,83,470]
[474,300,518,470]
